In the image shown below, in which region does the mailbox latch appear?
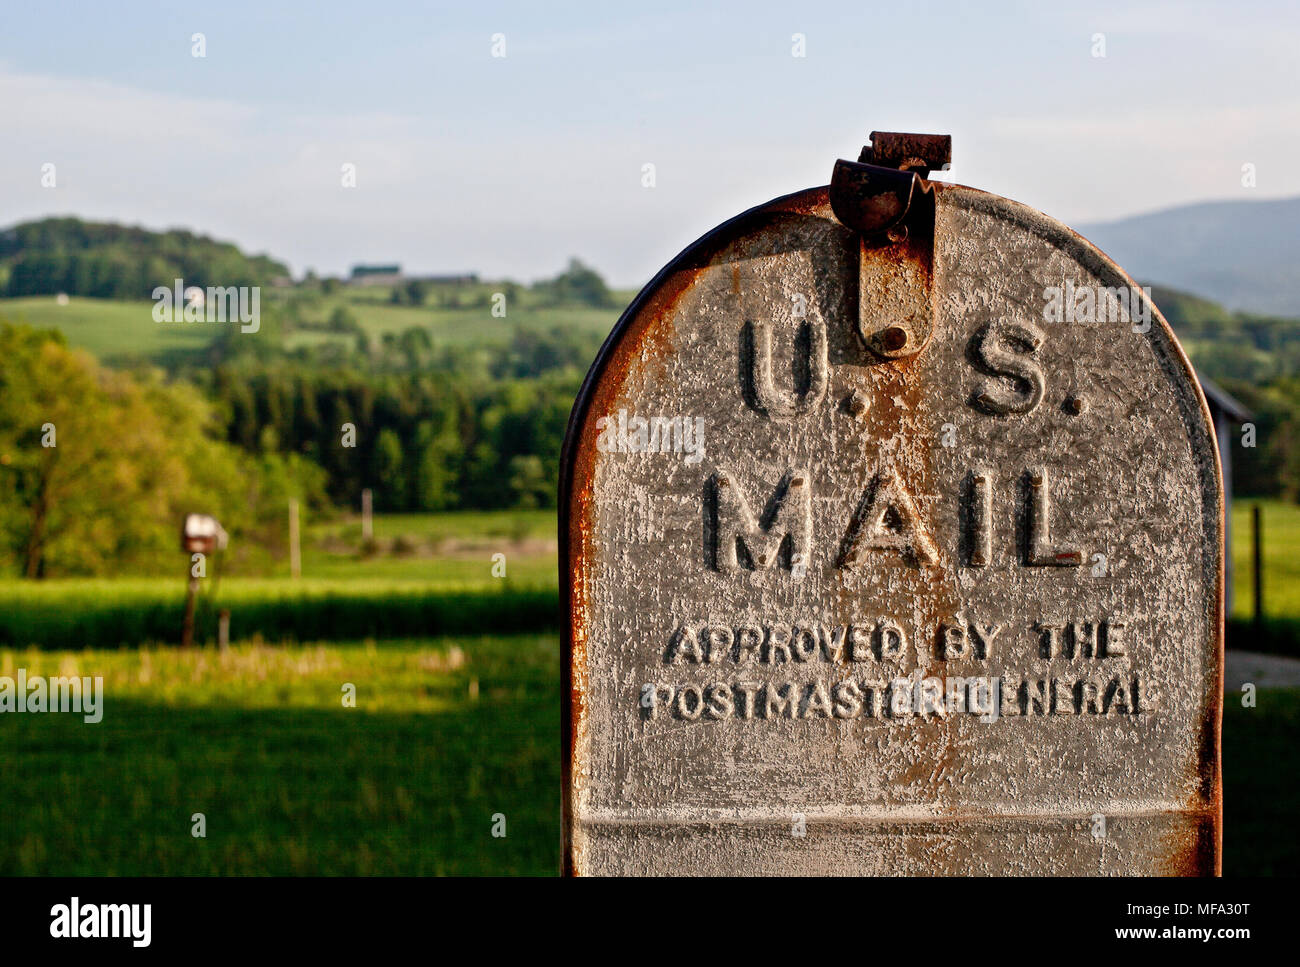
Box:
[831,131,949,361]
[829,131,950,238]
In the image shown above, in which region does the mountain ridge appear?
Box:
[1077,195,1300,316]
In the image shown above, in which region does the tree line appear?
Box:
[0,217,287,299]
[0,311,599,576]
[0,324,324,577]
[199,325,598,513]
[1152,286,1300,500]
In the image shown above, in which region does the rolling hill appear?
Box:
[1078,196,1300,317]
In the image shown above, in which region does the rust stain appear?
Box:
[562,258,707,876]
[848,179,965,823]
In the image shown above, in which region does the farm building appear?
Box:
[1199,373,1253,614]
[349,264,402,286]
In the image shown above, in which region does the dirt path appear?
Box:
[1225,650,1300,690]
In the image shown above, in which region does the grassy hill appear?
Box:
[275,286,628,352]
[0,295,213,366]
[0,217,287,301]
[0,217,632,368]
[0,286,632,368]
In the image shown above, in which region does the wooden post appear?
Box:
[1253,503,1264,638]
[218,609,230,650]
[181,573,199,648]
[362,488,373,542]
[289,498,301,579]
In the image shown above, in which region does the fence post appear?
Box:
[181,572,198,648]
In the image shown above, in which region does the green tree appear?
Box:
[508,455,549,509]
[412,420,461,511]
[0,323,331,577]
[328,305,360,333]
[373,428,407,510]
[533,258,614,307]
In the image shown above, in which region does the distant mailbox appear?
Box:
[560,132,1223,876]
[181,514,228,555]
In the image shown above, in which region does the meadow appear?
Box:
[1222,688,1300,876]
[300,508,556,583]
[1228,499,1300,656]
[0,635,1291,875]
[0,636,558,875]
[282,298,622,352]
[1230,500,1300,620]
[0,499,1296,653]
[0,295,212,365]
[0,286,631,365]
[0,508,559,650]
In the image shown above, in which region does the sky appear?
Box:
[1,0,1297,287]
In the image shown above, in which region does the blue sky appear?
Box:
[1,0,1296,285]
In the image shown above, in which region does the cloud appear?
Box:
[983,102,1300,223]
[2,29,1298,289]
[0,64,254,149]
[0,61,814,284]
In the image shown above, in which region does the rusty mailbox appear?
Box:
[560,132,1223,876]
[180,513,228,555]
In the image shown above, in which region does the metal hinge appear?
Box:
[830,131,951,237]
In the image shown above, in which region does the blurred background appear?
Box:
[0,0,1296,875]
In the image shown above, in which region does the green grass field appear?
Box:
[1222,688,1300,876]
[0,295,213,365]
[322,508,554,543]
[0,288,628,365]
[0,635,1291,875]
[0,579,558,650]
[299,508,555,583]
[1231,499,1300,622]
[281,298,621,352]
[0,508,561,650]
[0,636,559,875]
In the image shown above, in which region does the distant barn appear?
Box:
[349,264,402,286]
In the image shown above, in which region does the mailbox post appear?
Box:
[561,132,1223,876]
[180,513,228,648]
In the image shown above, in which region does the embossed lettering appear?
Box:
[970,320,1045,414]
[712,469,812,572]
[838,469,939,568]
[744,316,828,420]
[1027,467,1084,566]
